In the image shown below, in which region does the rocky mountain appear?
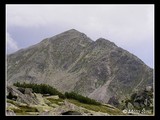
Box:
[7,29,153,105]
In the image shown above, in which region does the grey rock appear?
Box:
[133,102,140,108]
[127,103,134,109]
[45,95,59,100]
[6,109,16,116]
[17,87,25,94]
[61,111,82,115]
[7,103,20,110]
[24,88,33,95]
[39,99,110,116]
[145,86,152,92]
[108,96,119,107]
[7,86,39,105]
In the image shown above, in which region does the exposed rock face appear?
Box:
[6,110,16,116]
[24,88,33,95]
[7,29,153,104]
[6,86,124,116]
[108,96,119,107]
[61,111,82,115]
[39,99,110,116]
[7,103,20,111]
[7,86,39,105]
[120,87,153,115]
[45,95,59,100]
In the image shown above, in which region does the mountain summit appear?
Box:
[7,29,153,104]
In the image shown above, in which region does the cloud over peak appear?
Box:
[7,32,19,54]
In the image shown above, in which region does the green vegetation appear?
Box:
[13,82,101,105]
[65,92,101,105]
[13,82,65,99]
[46,98,64,105]
[7,86,124,115]
[68,99,124,115]
[7,99,38,115]
[7,99,19,106]
[10,105,38,115]
[44,94,124,115]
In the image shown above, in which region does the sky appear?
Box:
[6,4,154,68]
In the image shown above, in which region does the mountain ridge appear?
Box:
[7,29,153,105]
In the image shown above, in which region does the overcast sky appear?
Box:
[6,4,154,68]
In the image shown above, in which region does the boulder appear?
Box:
[45,95,59,100]
[17,87,25,94]
[127,102,134,110]
[133,102,140,108]
[61,111,82,115]
[50,103,59,108]
[57,102,64,105]
[6,109,16,116]
[30,104,53,112]
[108,96,119,107]
[145,86,152,92]
[7,99,28,107]
[7,92,17,100]
[26,112,39,115]
[43,97,52,105]
[7,103,20,111]
[38,99,111,116]
[24,88,33,95]
[7,86,39,105]
[7,86,20,99]
[16,94,39,105]
[39,111,59,115]
[34,93,46,105]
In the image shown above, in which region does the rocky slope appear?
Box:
[6,86,124,116]
[7,29,153,105]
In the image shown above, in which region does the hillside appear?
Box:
[7,29,153,106]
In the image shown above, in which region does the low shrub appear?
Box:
[13,82,65,99]
[65,92,101,105]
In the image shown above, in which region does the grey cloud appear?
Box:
[6,32,19,54]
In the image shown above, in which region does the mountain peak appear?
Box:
[62,29,82,35]
[49,29,93,44]
[96,38,117,47]
[66,29,79,32]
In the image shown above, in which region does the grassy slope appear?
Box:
[67,99,124,115]
[7,97,124,115]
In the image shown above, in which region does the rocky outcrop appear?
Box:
[7,103,21,111]
[120,87,153,115]
[6,110,16,116]
[7,86,39,105]
[45,95,59,100]
[6,86,123,116]
[61,111,82,115]
[7,29,153,105]
[39,100,110,116]
[24,88,33,94]
[108,96,120,107]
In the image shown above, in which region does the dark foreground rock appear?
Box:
[61,111,82,115]
[7,86,39,105]
[6,110,16,116]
